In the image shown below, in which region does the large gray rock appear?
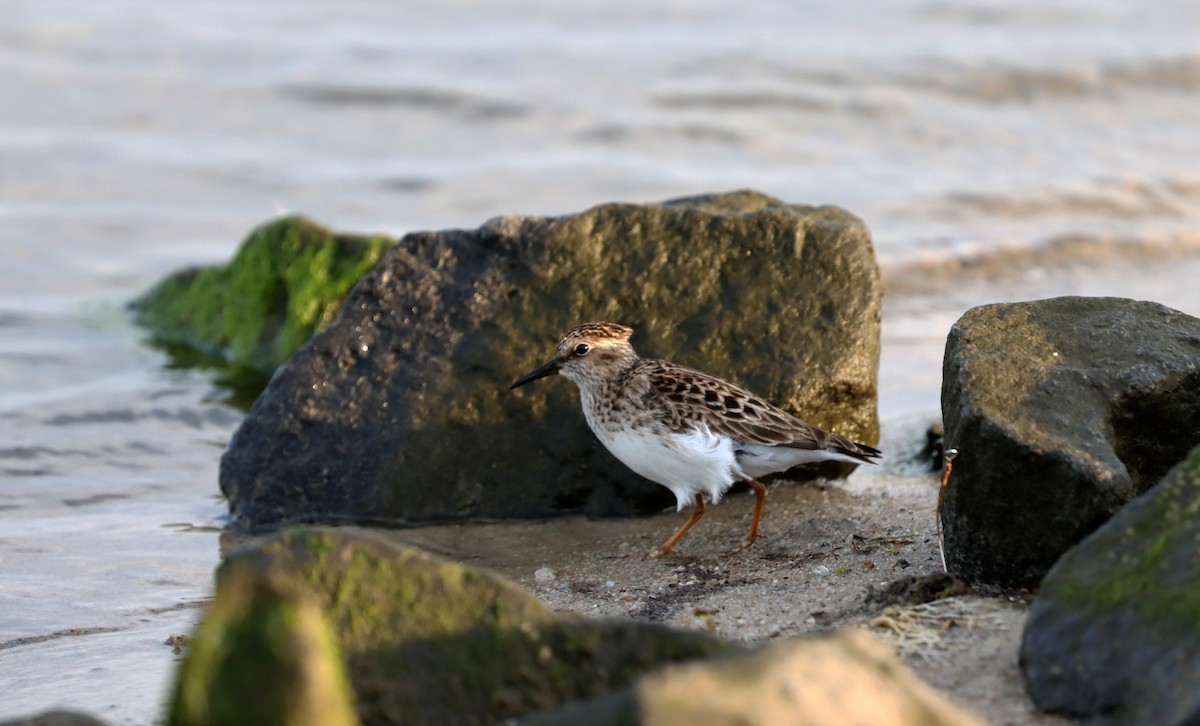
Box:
[940,297,1200,588]
[220,191,881,531]
[1020,444,1200,725]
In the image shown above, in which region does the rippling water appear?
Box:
[2,1,1199,721]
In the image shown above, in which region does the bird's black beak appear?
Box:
[509,358,560,389]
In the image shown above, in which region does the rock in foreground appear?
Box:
[220,191,882,531]
[526,628,984,726]
[940,297,1200,587]
[168,564,358,726]
[179,527,731,725]
[1021,444,1200,725]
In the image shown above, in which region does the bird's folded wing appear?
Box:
[641,360,826,449]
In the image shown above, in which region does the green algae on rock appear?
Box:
[168,563,358,726]
[219,191,881,530]
[1020,444,1200,725]
[212,527,733,725]
[133,216,392,399]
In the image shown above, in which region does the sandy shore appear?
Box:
[382,415,1069,726]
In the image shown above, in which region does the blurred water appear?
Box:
[1,1,1199,721]
[4,0,1199,292]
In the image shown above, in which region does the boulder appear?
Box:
[1020,444,1200,725]
[167,564,358,726]
[198,527,731,725]
[939,297,1200,587]
[133,216,393,403]
[219,191,881,531]
[525,628,984,726]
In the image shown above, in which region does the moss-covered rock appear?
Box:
[526,628,985,726]
[133,216,393,402]
[939,297,1200,588]
[219,191,881,530]
[1020,444,1200,725]
[201,527,732,725]
[168,562,359,726]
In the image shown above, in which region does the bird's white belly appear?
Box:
[598,426,739,511]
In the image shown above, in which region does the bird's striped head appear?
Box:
[510,322,637,390]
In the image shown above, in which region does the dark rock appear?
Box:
[939,297,1200,587]
[1020,444,1200,725]
[1180,704,1200,726]
[167,564,358,726]
[524,629,985,726]
[923,420,945,471]
[207,527,732,725]
[219,191,881,531]
[133,216,393,405]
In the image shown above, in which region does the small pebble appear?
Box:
[813,565,831,576]
[534,567,556,583]
[605,580,615,588]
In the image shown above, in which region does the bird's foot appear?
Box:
[645,547,672,560]
[725,536,759,557]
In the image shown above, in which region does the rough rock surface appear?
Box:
[525,628,985,726]
[133,216,393,403]
[220,191,881,530]
[1020,444,1200,726]
[168,564,359,726]
[208,527,731,725]
[939,297,1200,587]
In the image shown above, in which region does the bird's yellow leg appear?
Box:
[649,493,705,558]
[728,478,767,555]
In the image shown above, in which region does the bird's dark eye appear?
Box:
[574,343,590,357]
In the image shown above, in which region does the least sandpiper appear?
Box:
[510,322,881,557]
